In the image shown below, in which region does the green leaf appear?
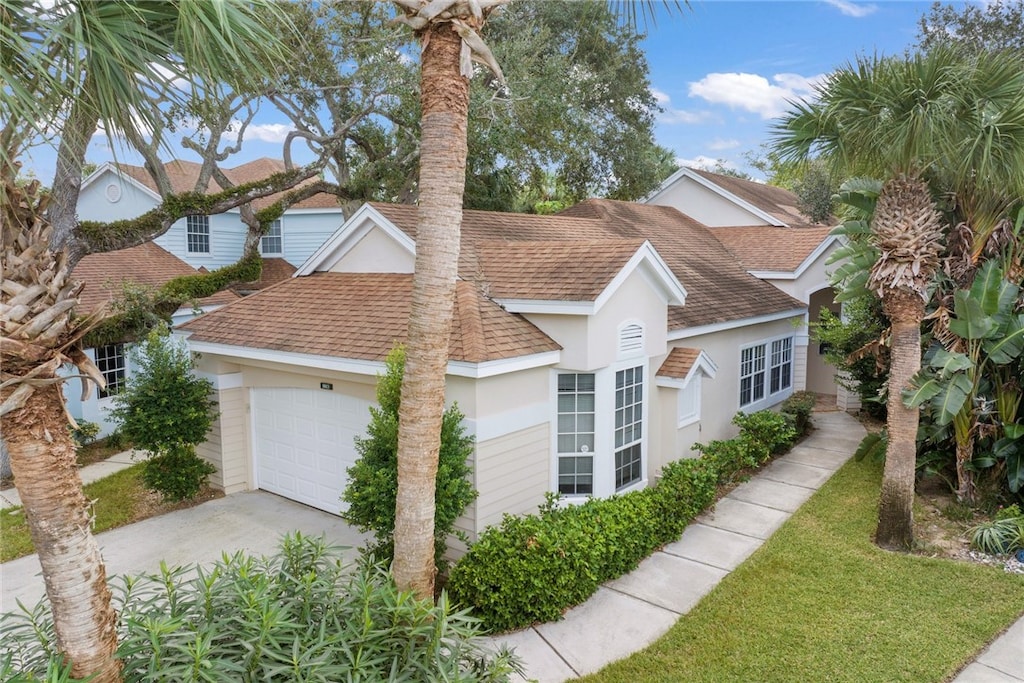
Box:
[1004,424,1024,440]
[903,374,942,408]
[948,289,1000,340]
[982,315,1024,365]
[1006,452,1024,493]
[928,373,974,425]
[968,260,1019,317]
[925,348,972,376]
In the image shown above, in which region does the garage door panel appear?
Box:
[253,387,372,515]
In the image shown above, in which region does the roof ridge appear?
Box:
[454,280,488,363]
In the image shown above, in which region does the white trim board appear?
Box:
[669,308,806,340]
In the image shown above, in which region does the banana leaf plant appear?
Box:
[904,260,1024,501]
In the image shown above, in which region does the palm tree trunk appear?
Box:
[392,22,469,599]
[3,384,120,682]
[876,290,923,550]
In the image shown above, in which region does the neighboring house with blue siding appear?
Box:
[77,158,346,270]
[68,158,343,436]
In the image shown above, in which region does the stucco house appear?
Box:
[67,158,343,435]
[177,189,842,545]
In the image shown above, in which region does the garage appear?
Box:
[252,387,373,515]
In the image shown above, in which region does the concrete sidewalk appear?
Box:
[0,450,146,510]
[489,410,868,682]
[952,617,1024,682]
[1,491,367,612]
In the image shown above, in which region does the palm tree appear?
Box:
[1,2,288,679]
[774,48,1024,548]
[389,0,683,597]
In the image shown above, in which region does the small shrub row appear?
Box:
[1,534,520,682]
[781,391,816,437]
[447,458,717,633]
[141,445,216,502]
[448,407,801,633]
[697,410,798,484]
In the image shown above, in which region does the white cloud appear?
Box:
[651,87,713,125]
[688,72,824,119]
[676,155,731,172]
[244,123,292,144]
[708,138,740,151]
[823,0,877,18]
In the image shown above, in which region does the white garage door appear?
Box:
[252,387,373,515]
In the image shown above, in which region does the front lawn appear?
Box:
[1,464,220,563]
[584,458,1024,683]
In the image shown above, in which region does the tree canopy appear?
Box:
[917,1,1024,55]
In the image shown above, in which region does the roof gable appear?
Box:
[179,272,561,365]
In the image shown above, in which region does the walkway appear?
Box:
[0,450,144,510]
[487,410,867,682]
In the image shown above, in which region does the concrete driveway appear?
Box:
[1,491,367,613]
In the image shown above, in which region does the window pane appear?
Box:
[558,374,576,392]
[558,394,576,412]
[558,414,575,433]
[576,393,595,412]
[576,374,595,392]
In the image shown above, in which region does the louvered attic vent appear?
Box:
[619,323,644,357]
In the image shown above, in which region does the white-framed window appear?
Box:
[740,335,794,408]
[677,374,702,427]
[557,373,595,496]
[95,343,126,399]
[770,337,793,394]
[260,218,283,256]
[186,215,210,254]
[614,365,644,490]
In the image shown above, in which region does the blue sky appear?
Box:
[25,0,948,185]
[643,0,938,177]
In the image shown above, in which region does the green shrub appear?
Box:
[694,438,754,483]
[342,346,477,570]
[109,325,216,457]
[969,515,1024,555]
[0,533,521,681]
[781,391,816,436]
[140,445,216,502]
[734,410,798,457]
[68,420,100,447]
[447,458,717,633]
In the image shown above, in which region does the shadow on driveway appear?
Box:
[1,491,368,613]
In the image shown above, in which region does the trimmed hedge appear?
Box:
[448,407,802,633]
[447,458,717,632]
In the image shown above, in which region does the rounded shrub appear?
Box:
[141,445,216,502]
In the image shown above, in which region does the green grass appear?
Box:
[584,458,1024,683]
[1,464,150,563]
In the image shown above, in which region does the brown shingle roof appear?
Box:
[73,242,239,315]
[180,273,561,363]
[115,158,341,211]
[231,258,296,294]
[475,239,647,301]
[372,200,805,329]
[711,225,835,272]
[690,169,829,227]
[657,347,701,380]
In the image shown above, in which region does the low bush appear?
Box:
[781,391,817,436]
[1,534,520,682]
[141,445,216,502]
[970,513,1024,555]
[447,458,717,633]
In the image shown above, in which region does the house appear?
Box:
[177,195,841,547]
[77,158,345,270]
[63,242,239,435]
[68,157,344,435]
[644,167,851,406]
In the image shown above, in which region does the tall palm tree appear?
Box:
[389,0,683,598]
[1,2,288,679]
[774,48,1024,548]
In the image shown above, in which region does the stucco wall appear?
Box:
[647,176,769,227]
[330,225,415,274]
